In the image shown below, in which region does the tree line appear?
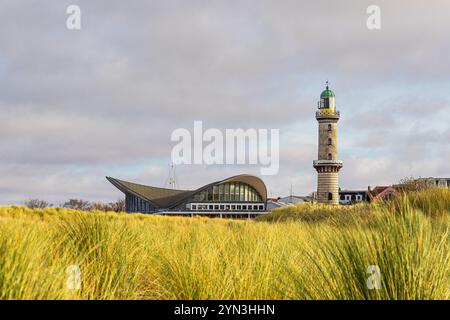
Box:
[23,198,125,212]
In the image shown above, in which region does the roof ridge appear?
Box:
[106,176,189,192]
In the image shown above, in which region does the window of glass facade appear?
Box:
[225,183,230,201]
[213,186,218,201]
[230,184,235,201]
[218,184,224,201]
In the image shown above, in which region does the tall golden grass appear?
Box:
[0,188,448,300]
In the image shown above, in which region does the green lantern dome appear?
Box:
[320,86,335,98]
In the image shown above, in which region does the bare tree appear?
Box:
[24,199,50,209]
[62,199,92,211]
[90,202,112,211]
[110,199,126,212]
[397,176,429,192]
[61,199,125,212]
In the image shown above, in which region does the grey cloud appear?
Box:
[0,0,449,203]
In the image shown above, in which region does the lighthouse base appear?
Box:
[316,171,340,205]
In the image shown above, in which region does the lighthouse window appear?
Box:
[328,124,332,131]
[328,192,333,201]
[327,138,332,145]
[327,153,332,160]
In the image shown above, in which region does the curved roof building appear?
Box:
[106,174,267,218]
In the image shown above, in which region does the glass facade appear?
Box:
[126,193,155,213]
[191,182,262,203]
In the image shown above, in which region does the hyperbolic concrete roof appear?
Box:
[106,174,267,209]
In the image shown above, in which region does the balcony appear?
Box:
[316,109,340,119]
[313,160,343,167]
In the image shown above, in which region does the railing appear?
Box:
[313,160,343,166]
[316,110,340,117]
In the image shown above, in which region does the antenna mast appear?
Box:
[165,163,177,189]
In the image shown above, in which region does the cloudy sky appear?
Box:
[1,0,449,204]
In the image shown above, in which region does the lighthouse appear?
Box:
[313,82,343,205]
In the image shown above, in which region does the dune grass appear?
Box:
[0,188,448,300]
